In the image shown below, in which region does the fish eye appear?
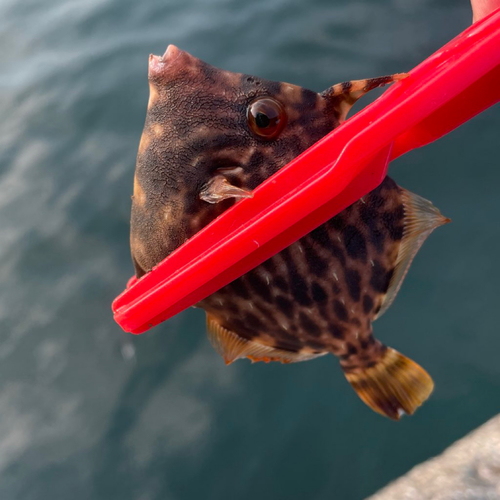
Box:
[247,97,286,139]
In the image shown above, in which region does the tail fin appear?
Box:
[343,347,434,420]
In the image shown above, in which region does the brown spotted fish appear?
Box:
[130,45,450,420]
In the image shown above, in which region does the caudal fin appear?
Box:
[343,348,434,420]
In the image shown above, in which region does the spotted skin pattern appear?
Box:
[131,46,446,417]
[200,178,403,372]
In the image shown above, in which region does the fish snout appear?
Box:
[148,45,190,79]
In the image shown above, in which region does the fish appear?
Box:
[130,45,450,420]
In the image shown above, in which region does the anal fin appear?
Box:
[206,314,325,364]
[375,190,451,319]
[343,347,434,420]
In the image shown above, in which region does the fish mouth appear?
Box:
[148,45,185,75]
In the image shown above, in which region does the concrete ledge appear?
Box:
[368,415,500,500]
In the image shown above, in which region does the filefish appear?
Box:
[130,45,450,419]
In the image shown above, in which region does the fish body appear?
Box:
[130,45,449,419]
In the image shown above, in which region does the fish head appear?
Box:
[130,45,382,276]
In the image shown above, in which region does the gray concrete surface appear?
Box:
[369,415,500,500]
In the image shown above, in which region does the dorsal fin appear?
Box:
[321,73,408,123]
[206,314,326,364]
[375,189,451,319]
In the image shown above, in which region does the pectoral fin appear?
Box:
[321,73,408,123]
[200,175,253,204]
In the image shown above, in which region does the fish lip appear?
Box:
[148,44,185,76]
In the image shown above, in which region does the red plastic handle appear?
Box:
[113,8,500,334]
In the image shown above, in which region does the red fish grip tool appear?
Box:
[113,8,500,334]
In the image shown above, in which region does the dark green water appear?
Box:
[1,0,499,499]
